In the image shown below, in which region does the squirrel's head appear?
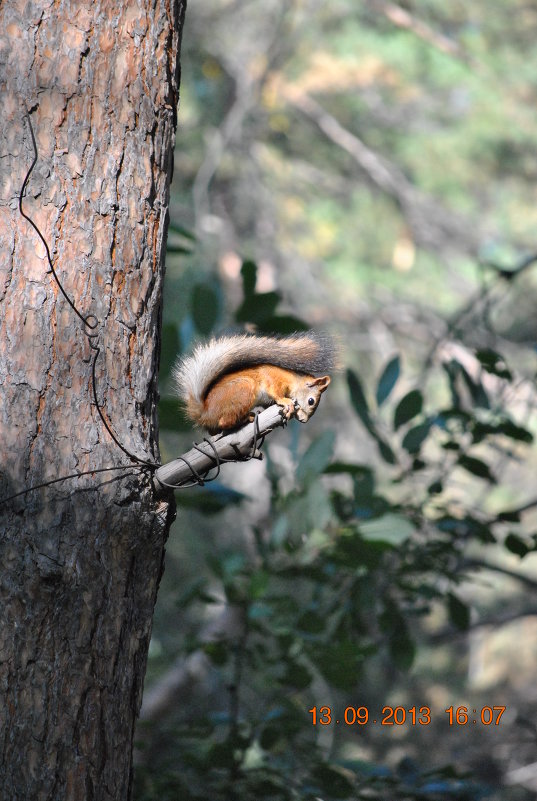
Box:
[294,375,331,422]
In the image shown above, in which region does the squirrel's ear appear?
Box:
[307,376,331,393]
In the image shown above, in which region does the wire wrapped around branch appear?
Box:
[153,404,286,493]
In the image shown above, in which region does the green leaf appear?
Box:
[241,259,257,296]
[376,436,397,465]
[460,366,489,408]
[208,741,235,767]
[191,283,219,335]
[296,430,335,484]
[498,420,533,444]
[297,610,325,634]
[167,220,196,240]
[235,291,280,324]
[255,315,308,334]
[324,462,373,478]
[458,454,496,483]
[471,421,500,443]
[284,481,332,538]
[475,348,512,380]
[166,244,193,255]
[472,418,533,445]
[447,592,470,630]
[259,725,281,751]
[497,509,521,523]
[442,441,460,451]
[249,569,270,599]
[314,639,366,690]
[380,603,415,670]
[504,533,530,558]
[166,221,196,255]
[331,491,355,521]
[442,360,489,410]
[354,474,375,501]
[394,390,423,430]
[332,529,392,569]
[347,370,397,464]
[347,369,373,431]
[402,421,431,453]
[376,355,400,406]
[354,493,389,519]
[389,626,415,670]
[280,660,312,690]
[436,514,495,543]
[203,641,229,665]
[359,514,414,545]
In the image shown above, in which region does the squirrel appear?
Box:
[173,331,336,433]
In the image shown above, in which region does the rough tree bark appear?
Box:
[0,1,185,799]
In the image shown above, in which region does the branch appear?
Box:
[505,497,537,517]
[428,607,537,644]
[192,72,256,234]
[421,251,537,372]
[462,558,537,591]
[153,405,285,494]
[139,604,246,726]
[290,92,478,256]
[138,651,211,725]
[369,0,470,63]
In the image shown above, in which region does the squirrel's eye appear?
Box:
[308,396,316,406]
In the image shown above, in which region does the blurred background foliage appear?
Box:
[135,1,537,798]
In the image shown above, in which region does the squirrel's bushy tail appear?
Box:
[173,331,336,415]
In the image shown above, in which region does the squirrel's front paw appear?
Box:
[278,400,295,421]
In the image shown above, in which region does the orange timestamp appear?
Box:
[309,706,432,726]
[308,705,507,727]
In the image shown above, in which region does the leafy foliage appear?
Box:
[140,248,537,800]
[141,1,537,798]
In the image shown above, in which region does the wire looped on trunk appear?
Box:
[0,114,271,507]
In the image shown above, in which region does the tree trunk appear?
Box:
[0,1,185,798]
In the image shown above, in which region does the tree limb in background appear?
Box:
[289,91,479,257]
[463,558,537,592]
[429,609,537,644]
[421,251,537,372]
[139,603,246,725]
[369,0,470,63]
[191,4,289,235]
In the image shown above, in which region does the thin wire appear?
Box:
[155,414,269,491]
[19,114,156,469]
[0,466,145,505]
[155,436,224,490]
[19,118,93,329]
[3,114,267,506]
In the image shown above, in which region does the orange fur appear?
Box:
[196,365,330,433]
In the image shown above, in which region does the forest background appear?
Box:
[136,1,537,799]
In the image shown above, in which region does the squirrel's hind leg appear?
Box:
[203,374,258,431]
